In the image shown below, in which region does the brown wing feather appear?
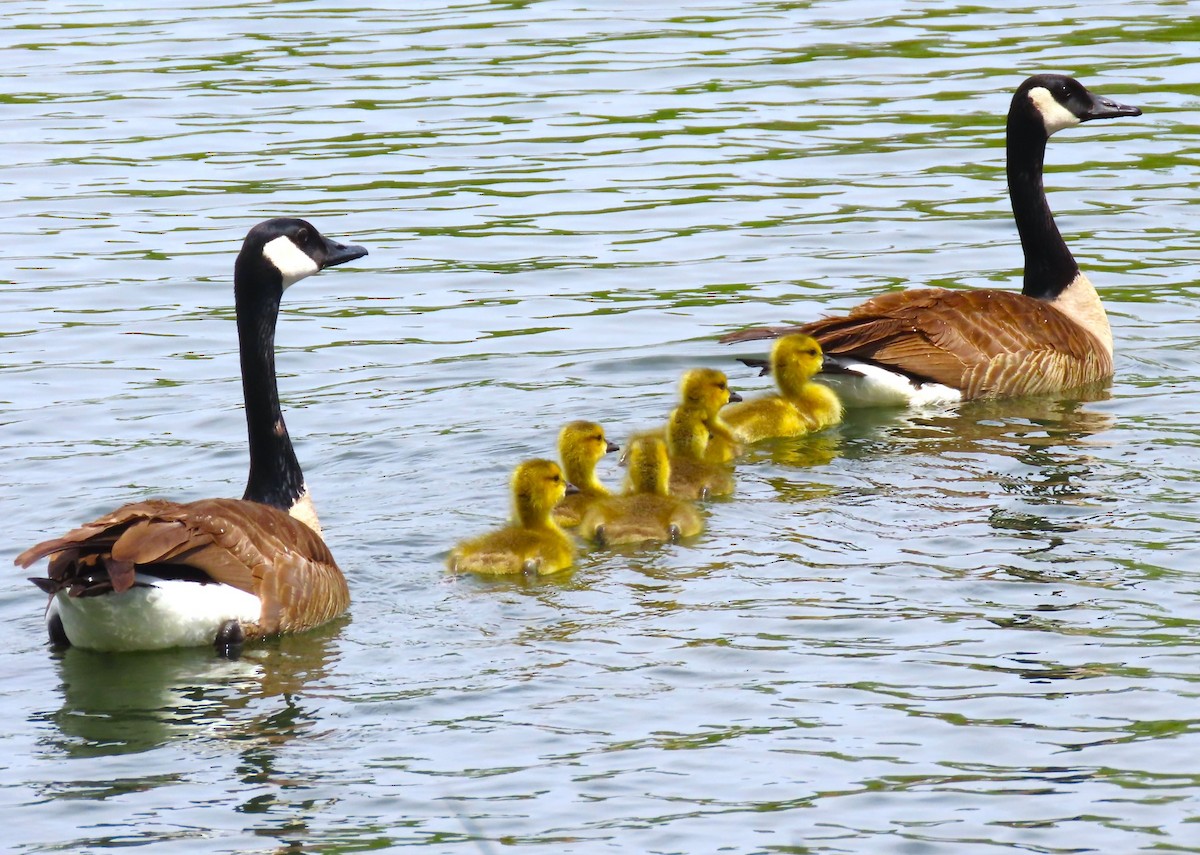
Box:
[111,518,192,565]
[722,289,1111,398]
[16,497,348,638]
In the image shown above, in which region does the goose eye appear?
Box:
[295,227,310,245]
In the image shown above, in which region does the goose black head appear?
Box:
[1015,74,1141,138]
[239,218,368,291]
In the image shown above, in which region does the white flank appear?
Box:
[1027,86,1081,136]
[49,573,261,652]
[262,234,319,289]
[821,360,961,408]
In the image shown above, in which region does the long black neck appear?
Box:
[235,261,306,510]
[1007,107,1080,301]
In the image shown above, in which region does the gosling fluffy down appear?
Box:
[580,436,704,546]
[449,459,575,576]
[622,367,742,466]
[666,404,735,500]
[553,421,618,528]
[723,334,843,443]
[679,367,743,463]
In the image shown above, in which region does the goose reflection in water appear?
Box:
[37,622,344,759]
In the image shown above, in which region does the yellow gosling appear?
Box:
[580,436,704,546]
[620,367,741,464]
[449,459,575,576]
[678,367,742,463]
[553,421,619,527]
[723,334,844,443]
[666,404,735,500]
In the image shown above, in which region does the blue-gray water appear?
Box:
[3,1,1199,852]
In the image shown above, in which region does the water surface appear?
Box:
[2,1,1199,852]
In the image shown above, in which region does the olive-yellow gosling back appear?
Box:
[580,436,704,546]
[553,421,619,527]
[678,367,742,463]
[449,459,575,576]
[665,404,735,500]
[723,334,844,443]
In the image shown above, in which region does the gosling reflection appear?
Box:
[737,431,843,470]
[41,622,343,758]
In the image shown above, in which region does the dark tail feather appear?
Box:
[737,357,770,376]
[29,577,57,595]
[819,354,861,376]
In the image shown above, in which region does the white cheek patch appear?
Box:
[263,234,319,289]
[1028,86,1081,136]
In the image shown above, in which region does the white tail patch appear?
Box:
[49,574,261,652]
[821,361,961,408]
[262,234,319,289]
[1028,86,1081,136]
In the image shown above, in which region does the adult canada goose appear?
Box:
[448,459,575,576]
[723,334,843,442]
[580,436,704,546]
[552,421,619,528]
[721,74,1142,405]
[15,218,367,653]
